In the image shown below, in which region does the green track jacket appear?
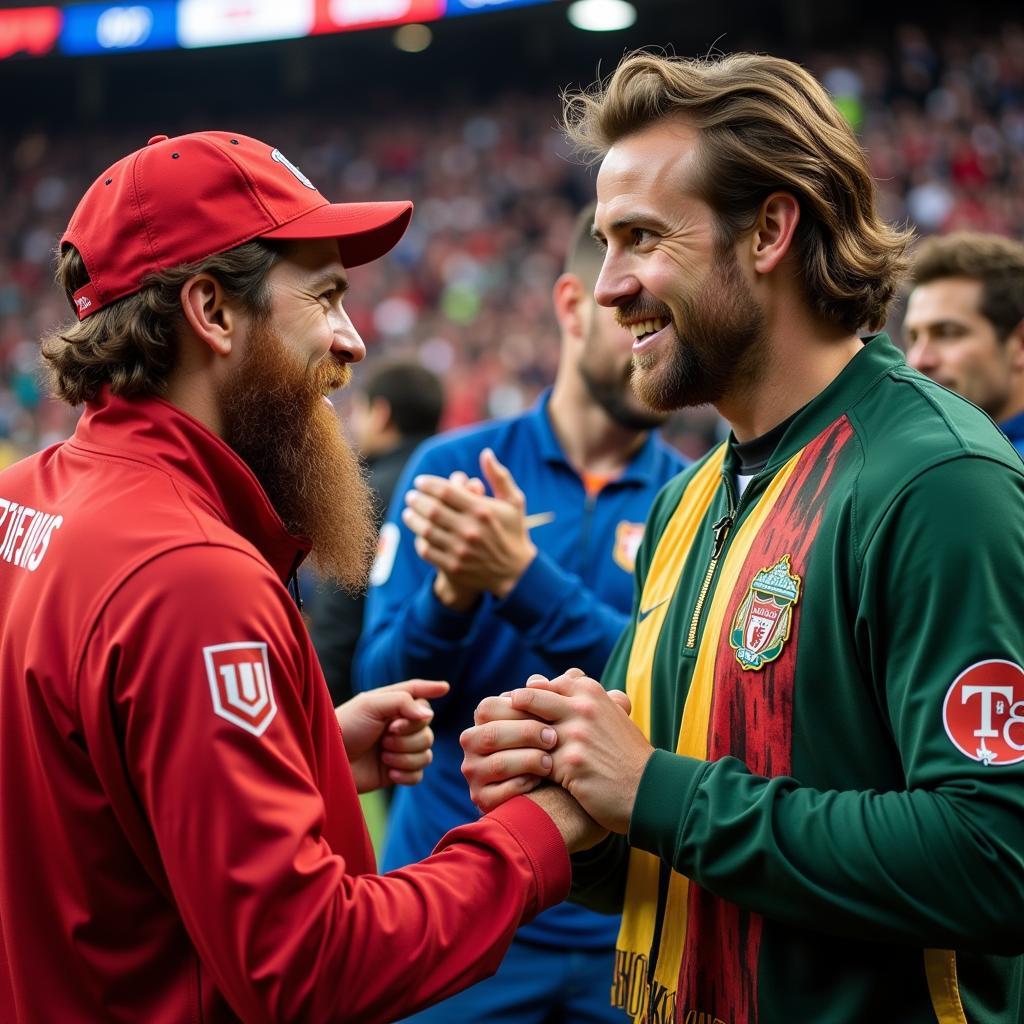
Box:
[573,335,1024,1024]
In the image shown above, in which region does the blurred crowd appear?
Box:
[1,21,1023,465]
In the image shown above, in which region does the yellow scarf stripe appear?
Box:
[675,450,802,759]
[616,448,725,962]
[652,451,802,994]
[623,447,726,739]
[924,950,968,1024]
[614,446,805,1020]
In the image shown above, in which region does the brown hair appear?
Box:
[910,232,1024,341]
[563,51,913,333]
[41,240,281,406]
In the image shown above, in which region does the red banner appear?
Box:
[313,0,445,34]
[0,6,61,61]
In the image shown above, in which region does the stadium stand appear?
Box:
[1,20,1022,466]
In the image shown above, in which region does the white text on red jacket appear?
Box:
[0,498,63,572]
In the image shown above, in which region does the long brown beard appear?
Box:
[218,318,376,592]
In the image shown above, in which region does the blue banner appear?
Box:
[60,2,178,55]
[445,0,556,16]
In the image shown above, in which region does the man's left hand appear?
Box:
[337,679,449,793]
[511,669,653,834]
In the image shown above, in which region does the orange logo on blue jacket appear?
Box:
[730,555,802,671]
[613,521,644,573]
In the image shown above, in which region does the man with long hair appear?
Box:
[0,131,602,1023]
[463,53,1024,1023]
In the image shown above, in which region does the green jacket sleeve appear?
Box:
[628,456,1024,955]
[569,834,630,914]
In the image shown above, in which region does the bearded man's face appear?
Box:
[623,244,767,413]
[218,256,376,592]
[594,121,769,413]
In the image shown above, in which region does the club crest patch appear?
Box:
[613,521,644,573]
[943,659,1024,766]
[370,522,400,587]
[730,555,801,671]
[204,642,277,737]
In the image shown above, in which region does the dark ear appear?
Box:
[1006,318,1024,373]
[372,396,395,433]
[553,272,588,342]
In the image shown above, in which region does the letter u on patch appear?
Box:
[204,641,277,736]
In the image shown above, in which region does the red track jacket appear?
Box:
[0,390,570,1023]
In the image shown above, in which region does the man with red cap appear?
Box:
[0,132,601,1023]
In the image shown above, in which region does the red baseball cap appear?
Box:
[61,131,413,320]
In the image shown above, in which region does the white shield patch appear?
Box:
[204,641,277,737]
[370,522,400,587]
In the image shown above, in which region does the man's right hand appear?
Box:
[526,785,607,854]
[461,694,556,810]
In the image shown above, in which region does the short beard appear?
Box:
[630,247,766,412]
[218,318,376,592]
[578,345,668,432]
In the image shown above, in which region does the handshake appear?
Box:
[459,668,655,854]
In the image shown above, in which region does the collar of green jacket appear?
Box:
[733,333,902,482]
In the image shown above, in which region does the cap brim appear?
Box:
[261,200,413,268]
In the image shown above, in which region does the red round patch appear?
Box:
[943,660,1024,766]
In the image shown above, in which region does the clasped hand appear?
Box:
[401,449,537,610]
[460,668,654,835]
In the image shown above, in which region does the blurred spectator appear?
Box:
[904,231,1024,455]
[3,22,1024,464]
[311,360,444,705]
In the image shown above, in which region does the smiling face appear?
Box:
[217,238,376,591]
[593,120,767,412]
[261,236,366,379]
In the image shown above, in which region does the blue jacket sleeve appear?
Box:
[492,551,629,677]
[353,444,480,697]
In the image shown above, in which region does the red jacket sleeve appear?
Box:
[76,543,570,1023]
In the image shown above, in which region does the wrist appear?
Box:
[433,573,479,612]
[526,784,605,854]
[492,543,537,600]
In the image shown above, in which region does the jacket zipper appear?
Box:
[684,476,738,650]
[287,551,305,611]
[580,491,596,580]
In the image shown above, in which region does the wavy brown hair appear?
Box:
[41,240,281,406]
[563,51,913,333]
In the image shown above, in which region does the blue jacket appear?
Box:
[355,392,686,949]
[1000,410,1024,459]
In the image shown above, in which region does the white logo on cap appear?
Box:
[74,296,92,312]
[271,149,316,190]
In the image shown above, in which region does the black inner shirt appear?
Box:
[728,406,804,478]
